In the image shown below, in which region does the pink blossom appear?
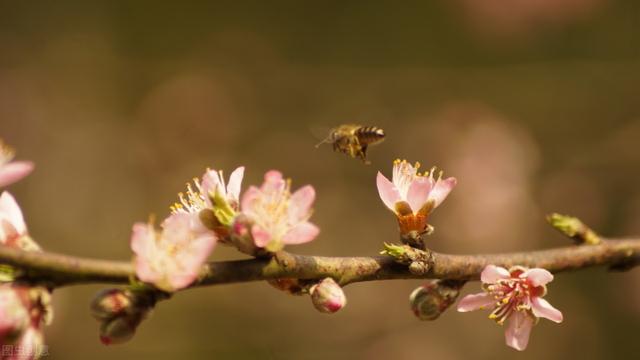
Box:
[457,265,563,351]
[172,166,244,215]
[0,192,39,251]
[0,141,33,188]
[376,160,456,234]
[240,170,319,252]
[130,212,217,292]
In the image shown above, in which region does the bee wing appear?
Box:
[309,125,334,148]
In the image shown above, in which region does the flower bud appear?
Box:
[309,278,346,314]
[99,312,145,346]
[546,213,601,245]
[409,280,464,320]
[90,289,134,321]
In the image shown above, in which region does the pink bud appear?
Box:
[309,278,346,314]
[90,289,134,321]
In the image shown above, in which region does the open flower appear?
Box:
[130,212,217,292]
[0,285,51,359]
[376,159,456,235]
[240,170,319,252]
[0,192,40,251]
[0,140,33,188]
[457,265,563,351]
[172,166,244,227]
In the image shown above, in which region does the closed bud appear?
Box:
[546,213,601,245]
[90,289,134,321]
[309,278,346,314]
[99,312,145,346]
[409,280,464,320]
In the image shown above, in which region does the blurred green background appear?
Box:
[1,0,639,359]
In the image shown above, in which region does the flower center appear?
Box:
[486,278,535,325]
[250,180,292,241]
[172,179,207,214]
[393,159,421,198]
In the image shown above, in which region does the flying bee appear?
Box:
[315,124,385,164]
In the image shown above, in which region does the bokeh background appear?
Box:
[1,1,639,359]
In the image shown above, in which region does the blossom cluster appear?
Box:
[0,141,49,360]
[129,167,321,293]
[377,160,563,351]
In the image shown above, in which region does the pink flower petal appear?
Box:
[240,186,260,213]
[166,272,197,292]
[0,191,26,235]
[376,172,401,211]
[521,268,554,287]
[130,223,159,283]
[457,292,496,312]
[160,213,193,246]
[505,311,534,351]
[0,219,19,246]
[262,170,285,192]
[175,232,217,267]
[130,222,153,256]
[481,265,511,284]
[283,222,319,245]
[251,224,272,248]
[428,177,457,208]
[406,177,432,213]
[200,169,225,207]
[226,166,245,203]
[531,297,563,323]
[289,185,315,223]
[168,235,216,291]
[0,161,34,188]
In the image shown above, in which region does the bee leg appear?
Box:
[357,145,370,164]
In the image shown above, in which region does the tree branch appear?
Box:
[1,238,638,289]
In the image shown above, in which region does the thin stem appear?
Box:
[1,238,638,289]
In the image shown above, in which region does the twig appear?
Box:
[1,238,638,289]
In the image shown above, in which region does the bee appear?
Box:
[315,124,385,164]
